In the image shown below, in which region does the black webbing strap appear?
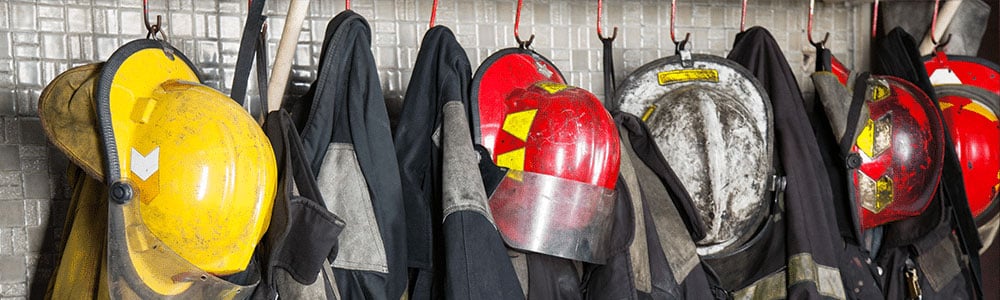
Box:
[937,100,984,299]
[254,24,269,115]
[231,0,268,107]
[601,34,617,111]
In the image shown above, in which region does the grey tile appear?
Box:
[10,228,25,254]
[26,226,51,253]
[0,146,17,171]
[14,90,38,117]
[0,33,9,60]
[0,172,20,200]
[18,120,43,146]
[2,118,17,144]
[0,200,24,227]
[17,158,43,175]
[17,146,44,160]
[0,283,25,297]
[0,91,13,117]
[67,8,92,34]
[0,229,11,255]
[0,256,24,283]
[22,173,49,199]
[10,3,35,31]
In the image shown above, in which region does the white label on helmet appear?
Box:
[929,68,962,85]
[131,147,159,181]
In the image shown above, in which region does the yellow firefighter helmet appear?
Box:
[96,39,276,298]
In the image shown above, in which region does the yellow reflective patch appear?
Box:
[939,102,954,110]
[860,173,895,214]
[641,105,657,122]
[856,116,891,158]
[875,176,894,212]
[861,173,894,214]
[857,119,876,158]
[871,84,890,102]
[657,69,719,85]
[502,109,538,142]
[507,170,525,182]
[496,147,526,171]
[964,101,999,122]
[536,82,568,94]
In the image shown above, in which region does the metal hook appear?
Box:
[871,0,879,38]
[930,0,952,51]
[143,0,166,40]
[515,0,534,49]
[807,0,829,48]
[740,0,748,32]
[429,0,439,28]
[670,0,690,51]
[597,0,618,41]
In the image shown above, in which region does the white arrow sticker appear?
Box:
[131,147,159,181]
[929,68,962,85]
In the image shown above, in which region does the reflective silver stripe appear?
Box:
[441,102,494,223]
[618,139,652,293]
[732,271,785,300]
[733,253,846,300]
[318,143,390,273]
[619,124,700,283]
[789,253,846,299]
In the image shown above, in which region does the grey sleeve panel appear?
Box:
[812,72,853,142]
[317,143,390,273]
[620,125,700,284]
[617,139,652,293]
[917,235,963,292]
[441,101,494,223]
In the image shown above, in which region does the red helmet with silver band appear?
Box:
[471,48,621,263]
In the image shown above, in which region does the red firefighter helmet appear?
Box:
[842,75,946,229]
[924,52,1000,95]
[471,48,621,263]
[923,54,1000,223]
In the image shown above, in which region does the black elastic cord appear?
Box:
[230,0,268,106]
[839,72,870,156]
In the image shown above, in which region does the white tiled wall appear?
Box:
[0,0,863,298]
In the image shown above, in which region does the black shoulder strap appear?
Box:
[231,0,268,109]
[601,34,617,111]
[268,110,325,208]
[253,26,269,115]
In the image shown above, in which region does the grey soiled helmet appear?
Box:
[616,52,777,257]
